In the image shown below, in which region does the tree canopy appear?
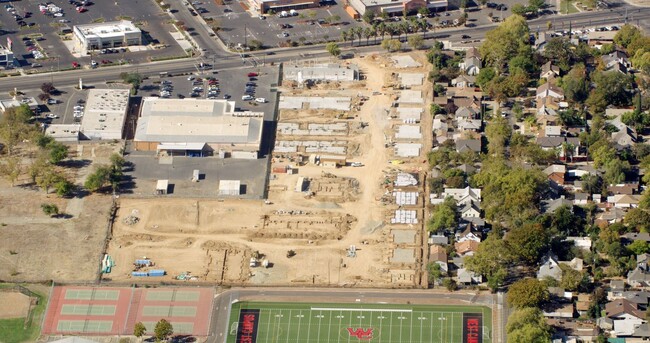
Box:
[480,15,531,72]
[507,278,550,308]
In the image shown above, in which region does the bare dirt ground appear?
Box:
[106,52,433,288]
[0,292,31,318]
[0,142,120,282]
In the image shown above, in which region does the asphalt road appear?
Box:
[1,6,649,93]
[209,288,499,343]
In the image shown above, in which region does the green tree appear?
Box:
[543,37,575,71]
[48,141,69,164]
[485,115,512,157]
[507,278,549,308]
[614,24,642,49]
[511,3,528,16]
[443,278,457,291]
[37,166,61,194]
[561,64,589,104]
[0,156,22,186]
[476,67,496,90]
[528,0,545,10]
[41,203,59,217]
[506,223,550,265]
[362,9,375,24]
[506,308,551,343]
[430,104,443,116]
[427,262,444,286]
[54,178,74,197]
[465,232,511,291]
[381,39,401,52]
[325,42,341,58]
[480,15,530,72]
[84,165,112,192]
[120,72,143,89]
[559,264,585,291]
[154,319,173,341]
[133,322,146,338]
[41,82,56,94]
[407,34,424,50]
[427,197,457,232]
[627,239,650,255]
[591,70,633,107]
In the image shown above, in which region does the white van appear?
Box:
[242,95,253,101]
[279,11,288,17]
[290,9,297,16]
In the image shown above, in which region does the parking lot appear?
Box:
[138,64,279,120]
[0,0,186,72]
[201,0,362,48]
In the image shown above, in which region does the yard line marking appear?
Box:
[306,309,312,343]
[327,308,332,343]
[410,311,413,343]
[286,309,291,343]
[264,308,272,342]
[389,311,393,343]
[296,309,302,343]
[312,307,412,313]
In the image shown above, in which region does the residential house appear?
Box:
[457,268,483,284]
[596,207,627,225]
[456,164,477,174]
[543,303,575,319]
[451,74,476,88]
[458,47,481,76]
[455,224,482,243]
[455,106,480,119]
[455,240,480,256]
[586,30,617,49]
[536,136,565,151]
[431,187,481,206]
[460,202,481,218]
[536,83,565,100]
[611,125,637,150]
[601,50,631,70]
[538,254,563,281]
[547,319,599,342]
[429,245,449,273]
[452,96,481,110]
[457,119,482,132]
[573,193,589,206]
[548,287,573,302]
[608,183,639,196]
[609,280,627,299]
[607,194,641,209]
[566,237,592,251]
[628,254,650,288]
[460,217,485,229]
[428,234,449,245]
[576,293,591,316]
[605,299,647,336]
[545,125,563,137]
[540,61,561,79]
[624,291,650,310]
[455,139,481,154]
[541,196,574,214]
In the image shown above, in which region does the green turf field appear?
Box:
[227,301,491,343]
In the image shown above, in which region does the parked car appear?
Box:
[255,98,266,103]
[47,99,58,105]
[242,95,253,101]
[247,72,258,77]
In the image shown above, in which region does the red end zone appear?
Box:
[463,313,483,343]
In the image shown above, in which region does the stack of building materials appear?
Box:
[391,210,418,224]
[393,191,419,206]
[394,173,418,186]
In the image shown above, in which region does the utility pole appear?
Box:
[244,24,248,48]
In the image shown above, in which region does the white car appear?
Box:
[255,97,266,103]
[242,95,253,101]
[187,75,195,81]
[47,99,58,105]
[53,12,64,17]
[46,113,59,119]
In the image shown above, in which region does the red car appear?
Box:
[72,61,80,68]
[247,72,258,77]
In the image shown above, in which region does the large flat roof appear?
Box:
[74,20,141,39]
[135,98,264,146]
[80,89,130,140]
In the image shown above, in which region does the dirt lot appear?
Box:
[106,53,433,288]
[0,292,31,319]
[0,142,120,282]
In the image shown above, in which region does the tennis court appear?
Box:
[64,289,119,301]
[227,302,491,343]
[61,304,116,316]
[142,306,198,317]
[56,320,113,333]
[145,290,200,302]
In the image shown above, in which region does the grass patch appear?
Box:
[560,0,579,13]
[0,285,48,343]
[92,17,105,23]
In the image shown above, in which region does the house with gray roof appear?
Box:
[455,139,481,153]
[538,254,563,281]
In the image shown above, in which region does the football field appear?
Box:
[227,301,491,343]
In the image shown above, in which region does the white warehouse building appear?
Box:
[80,89,130,140]
[73,20,142,53]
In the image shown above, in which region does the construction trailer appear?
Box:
[156,180,169,195]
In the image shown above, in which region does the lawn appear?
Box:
[227,301,492,343]
[561,0,580,14]
[0,285,48,343]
